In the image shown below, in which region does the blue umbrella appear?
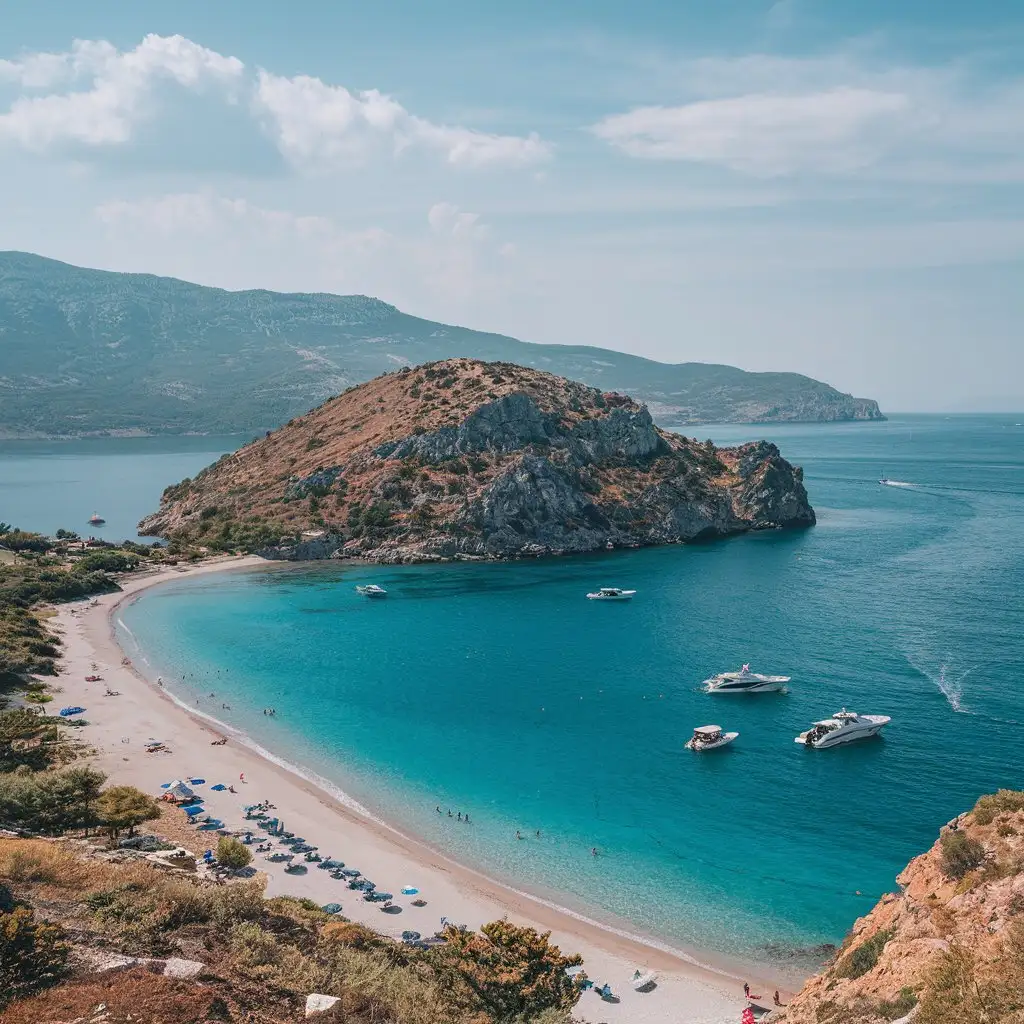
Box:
[183,805,205,817]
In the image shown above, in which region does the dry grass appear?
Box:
[0,969,220,1024]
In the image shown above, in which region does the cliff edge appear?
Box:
[770,790,1024,1024]
[140,359,814,561]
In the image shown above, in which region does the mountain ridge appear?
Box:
[0,251,884,436]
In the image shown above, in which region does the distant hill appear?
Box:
[0,252,884,436]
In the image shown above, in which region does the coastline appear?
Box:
[51,555,793,1023]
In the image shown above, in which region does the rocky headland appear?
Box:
[139,359,815,561]
[769,790,1024,1024]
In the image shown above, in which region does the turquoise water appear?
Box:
[0,436,243,541]
[111,415,1023,976]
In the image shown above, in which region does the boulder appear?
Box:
[306,993,341,1016]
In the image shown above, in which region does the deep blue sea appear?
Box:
[13,416,1023,977]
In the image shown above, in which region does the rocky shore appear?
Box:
[140,359,815,562]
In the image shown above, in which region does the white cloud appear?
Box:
[254,70,550,170]
[591,52,1024,180]
[592,88,910,173]
[92,191,512,312]
[0,34,244,149]
[0,34,548,171]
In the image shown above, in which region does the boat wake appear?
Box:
[907,655,973,714]
[881,480,915,488]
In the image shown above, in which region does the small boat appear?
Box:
[685,725,738,751]
[356,584,388,598]
[704,664,790,694]
[586,587,636,601]
[88,512,105,525]
[795,709,891,749]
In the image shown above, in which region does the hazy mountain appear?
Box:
[0,252,884,436]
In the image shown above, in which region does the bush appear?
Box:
[216,835,253,871]
[71,550,138,574]
[940,831,986,880]
[431,919,584,1019]
[96,785,161,839]
[835,928,894,980]
[0,766,106,835]
[0,906,69,1008]
[973,790,1024,825]
[876,987,918,1021]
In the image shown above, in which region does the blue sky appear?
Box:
[2,0,1022,410]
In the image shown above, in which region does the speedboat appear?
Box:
[704,664,790,694]
[795,709,890,749]
[88,512,105,525]
[586,587,636,601]
[355,584,388,598]
[685,725,738,751]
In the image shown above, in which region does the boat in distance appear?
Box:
[685,725,738,751]
[87,511,105,525]
[795,709,891,749]
[355,584,388,598]
[704,664,790,694]
[586,587,636,601]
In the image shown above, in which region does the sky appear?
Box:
[1,1,1022,411]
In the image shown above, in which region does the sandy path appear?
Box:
[48,555,787,1023]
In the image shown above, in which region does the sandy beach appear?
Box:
[48,556,790,1024]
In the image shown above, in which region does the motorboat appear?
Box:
[795,709,891,749]
[685,725,738,751]
[356,584,388,598]
[88,512,105,525]
[704,664,790,694]
[586,587,637,601]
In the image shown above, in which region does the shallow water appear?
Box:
[107,415,1023,975]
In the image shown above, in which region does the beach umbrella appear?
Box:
[210,783,227,791]
[188,778,206,785]
[401,930,421,942]
[183,805,205,817]
[401,886,419,896]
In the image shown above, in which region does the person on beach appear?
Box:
[744,982,750,998]
[774,991,781,1006]
[239,772,245,783]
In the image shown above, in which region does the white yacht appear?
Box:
[586,587,636,601]
[685,725,738,751]
[704,664,790,694]
[795,709,890,749]
[355,584,388,598]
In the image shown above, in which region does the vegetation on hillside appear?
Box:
[0,839,584,1023]
[0,250,883,436]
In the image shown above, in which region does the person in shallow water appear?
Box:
[457,811,462,821]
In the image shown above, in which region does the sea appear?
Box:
[4,415,1023,980]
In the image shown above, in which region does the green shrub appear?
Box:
[835,928,894,979]
[0,766,106,835]
[216,836,253,871]
[940,831,986,880]
[71,551,138,574]
[973,790,1024,825]
[876,987,918,1021]
[0,906,70,1008]
[96,785,160,839]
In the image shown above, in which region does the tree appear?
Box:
[431,919,584,1020]
[0,766,106,835]
[216,835,253,871]
[0,906,69,1007]
[96,785,160,840]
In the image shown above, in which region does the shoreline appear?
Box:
[52,555,795,1023]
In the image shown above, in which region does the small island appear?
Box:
[140,359,815,562]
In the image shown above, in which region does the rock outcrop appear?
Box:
[140,359,815,562]
[770,790,1024,1024]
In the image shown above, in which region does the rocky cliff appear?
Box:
[770,790,1024,1024]
[140,359,814,561]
